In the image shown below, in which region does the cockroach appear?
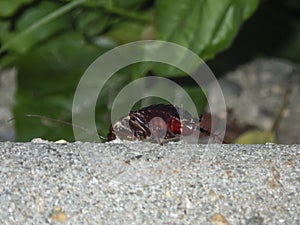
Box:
[107,104,227,144]
[15,104,227,143]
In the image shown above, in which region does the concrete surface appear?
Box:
[0,139,299,224]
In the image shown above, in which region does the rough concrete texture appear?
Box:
[0,139,299,225]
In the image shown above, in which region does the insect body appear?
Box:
[107,104,224,144]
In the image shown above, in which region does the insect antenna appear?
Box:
[14,114,107,142]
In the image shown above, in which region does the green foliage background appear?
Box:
[0,0,299,141]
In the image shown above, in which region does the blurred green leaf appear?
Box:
[78,0,147,9]
[235,130,276,144]
[75,10,111,37]
[0,0,84,56]
[156,0,259,59]
[109,0,148,9]
[0,0,34,17]
[105,21,145,44]
[153,0,259,75]
[14,31,104,141]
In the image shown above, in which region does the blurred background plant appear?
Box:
[0,0,299,143]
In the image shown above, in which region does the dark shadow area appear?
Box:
[208,0,300,75]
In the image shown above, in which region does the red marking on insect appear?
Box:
[107,104,227,144]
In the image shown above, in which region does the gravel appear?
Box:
[0,139,299,225]
[208,58,300,143]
